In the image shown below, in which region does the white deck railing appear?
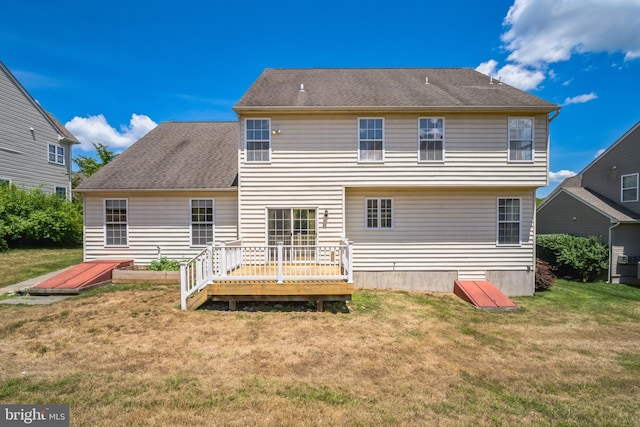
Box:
[181,239,354,310]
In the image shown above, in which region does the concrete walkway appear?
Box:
[0,267,74,305]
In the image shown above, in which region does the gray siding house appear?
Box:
[537,121,640,284]
[0,61,78,199]
[78,68,559,297]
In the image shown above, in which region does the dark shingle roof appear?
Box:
[235,68,558,112]
[77,122,238,191]
[46,112,79,144]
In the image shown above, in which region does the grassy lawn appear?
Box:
[1,279,639,426]
[0,248,82,289]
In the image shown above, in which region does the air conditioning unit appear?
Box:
[619,255,629,264]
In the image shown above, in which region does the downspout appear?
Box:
[608,222,621,283]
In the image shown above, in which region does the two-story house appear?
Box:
[0,61,78,199]
[77,68,559,307]
[537,121,640,284]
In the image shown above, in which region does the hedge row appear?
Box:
[0,183,82,251]
[537,234,608,282]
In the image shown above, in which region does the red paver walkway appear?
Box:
[28,260,133,295]
[454,280,518,310]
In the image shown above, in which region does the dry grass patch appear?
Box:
[1,282,639,426]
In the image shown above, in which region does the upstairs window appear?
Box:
[359,118,384,162]
[622,173,639,202]
[497,198,521,245]
[48,143,65,165]
[105,199,128,246]
[508,118,533,161]
[366,198,393,229]
[419,118,444,161]
[245,119,270,162]
[191,199,214,246]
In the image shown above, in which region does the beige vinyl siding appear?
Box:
[345,188,535,271]
[84,191,237,264]
[0,66,72,196]
[537,191,612,239]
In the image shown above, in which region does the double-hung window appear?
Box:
[621,173,639,202]
[245,119,270,162]
[55,186,67,199]
[419,118,444,161]
[359,118,384,162]
[191,199,214,246]
[48,143,65,165]
[366,198,393,229]
[497,198,521,245]
[105,199,128,246]
[508,118,533,161]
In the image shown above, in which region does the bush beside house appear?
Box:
[537,234,609,282]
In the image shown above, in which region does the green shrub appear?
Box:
[148,257,183,271]
[0,184,82,251]
[537,234,608,282]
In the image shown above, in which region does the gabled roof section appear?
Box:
[540,186,640,223]
[0,61,79,144]
[578,120,640,176]
[235,68,559,113]
[76,122,238,191]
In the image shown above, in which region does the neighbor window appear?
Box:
[622,173,639,202]
[366,198,393,229]
[245,119,270,162]
[419,118,444,161]
[105,199,128,246]
[55,186,67,199]
[48,143,65,165]
[497,198,520,245]
[359,118,384,162]
[191,199,214,246]
[508,118,533,161]
[0,178,10,186]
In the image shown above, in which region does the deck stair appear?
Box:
[454,274,518,311]
[28,260,133,295]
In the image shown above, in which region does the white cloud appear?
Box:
[66,114,157,151]
[549,169,577,183]
[478,0,640,90]
[562,92,598,106]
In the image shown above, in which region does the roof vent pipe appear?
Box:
[300,84,305,92]
[490,76,494,84]
[425,77,429,85]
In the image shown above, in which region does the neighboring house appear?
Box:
[0,61,78,199]
[537,121,640,284]
[77,68,559,297]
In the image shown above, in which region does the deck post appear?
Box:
[206,243,214,282]
[180,262,187,310]
[277,241,284,284]
[347,240,354,283]
[219,242,227,277]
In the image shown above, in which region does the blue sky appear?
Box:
[1,0,639,196]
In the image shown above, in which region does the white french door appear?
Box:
[267,208,317,260]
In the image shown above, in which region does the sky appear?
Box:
[1,0,639,197]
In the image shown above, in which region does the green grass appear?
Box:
[0,248,82,289]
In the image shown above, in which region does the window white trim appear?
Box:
[244,118,271,162]
[621,173,639,202]
[418,117,445,162]
[48,143,65,165]
[104,199,128,247]
[365,198,394,230]
[508,117,534,162]
[190,198,215,247]
[496,197,521,246]
[358,118,385,163]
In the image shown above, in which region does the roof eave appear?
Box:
[233,105,559,114]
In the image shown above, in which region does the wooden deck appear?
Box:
[186,280,354,311]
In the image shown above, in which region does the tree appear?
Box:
[72,142,117,188]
